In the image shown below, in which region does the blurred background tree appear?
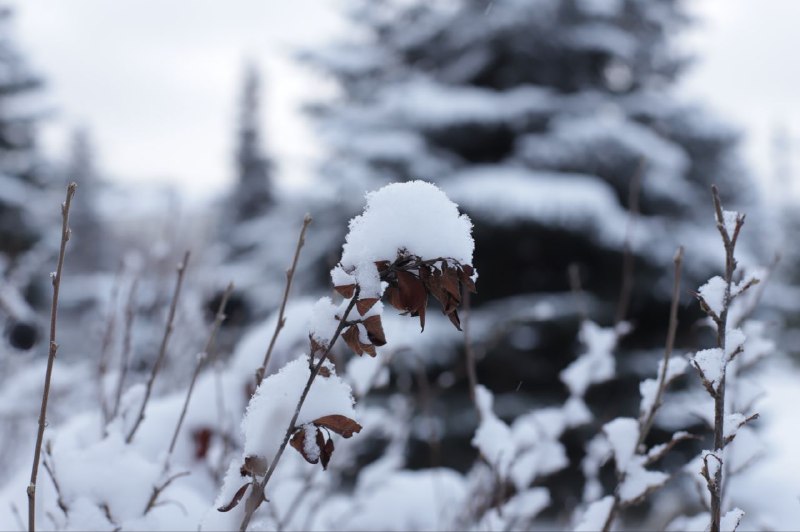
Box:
[301,0,765,507]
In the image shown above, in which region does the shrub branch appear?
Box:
[126,251,191,444]
[27,182,77,532]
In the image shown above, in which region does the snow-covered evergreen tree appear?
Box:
[304,0,764,505]
[0,6,45,263]
[0,6,54,351]
[230,63,273,223]
[62,127,112,272]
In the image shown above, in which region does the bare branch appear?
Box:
[638,246,684,447]
[126,251,191,444]
[98,267,123,425]
[166,282,234,460]
[238,289,361,532]
[28,182,77,532]
[110,278,138,423]
[256,215,312,386]
[143,471,190,515]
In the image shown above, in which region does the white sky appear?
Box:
[7,0,800,202]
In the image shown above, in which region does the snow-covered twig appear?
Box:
[237,289,361,531]
[27,182,77,532]
[701,186,744,532]
[126,250,191,444]
[255,214,312,386]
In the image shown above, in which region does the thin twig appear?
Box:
[126,251,191,444]
[143,471,190,515]
[615,159,646,326]
[602,246,684,532]
[166,282,234,460]
[463,288,480,409]
[99,266,123,425]
[638,246,684,446]
[568,263,588,321]
[238,289,360,532]
[42,447,68,517]
[255,215,312,386]
[707,185,743,532]
[27,182,76,532]
[110,278,138,423]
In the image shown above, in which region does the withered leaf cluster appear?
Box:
[379,256,475,331]
[333,284,386,358]
[289,414,363,470]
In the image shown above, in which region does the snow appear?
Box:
[618,460,668,504]
[698,276,727,316]
[721,508,745,532]
[721,210,740,237]
[309,297,341,346]
[639,356,689,418]
[560,321,618,397]
[340,181,474,268]
[445,166,631,248]
[575,496,614,532]
[329,469,467,531]
[723,412,747,440]
[576,0,622,17]
[603,417,638,472]
[691,348,724,391]
[472,385,515,474]
[353,261,383,299]
[376,77,552,128]
[726,328,746,359]
[241,357,356,461]
[346,354,389,398]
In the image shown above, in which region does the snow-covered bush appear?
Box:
[207,180,476,530]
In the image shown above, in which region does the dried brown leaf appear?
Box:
[240,455,268,477]
[342,325,364,356]
[447,309,462,331]
[313,414,363,438]
[290,427,320,464]
[217,483,249,513]
[356,298,379,316]
[334,284,356,299]
[363,315,386,346]
[320,437,334,470]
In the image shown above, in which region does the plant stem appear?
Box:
[238,288,360,532]
[708,185,742,532]
[602,246,684,532]
[27,182,77,532]
[126,251,190,444]
[255,214,311,386]
[166,281,234,460]
[110,278,138,423]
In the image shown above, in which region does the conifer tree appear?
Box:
[305,0,764,499]
[231,63,272,222]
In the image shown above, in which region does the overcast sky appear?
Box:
[7,0,800,201]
